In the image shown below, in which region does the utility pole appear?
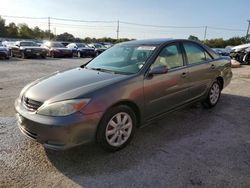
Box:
[116,20,120,40]
[246,20,250,42]
[204,26,207,41]
[48,17,51,40]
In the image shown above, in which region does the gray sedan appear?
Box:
[15,39,232,152]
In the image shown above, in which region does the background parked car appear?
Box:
[99,42,113,48]
[0,42,10,59]
[43,42,73,58]
[2,41,16,56]
[88,43,107,56]
[212,48,230,56]
[67,43,95,58]
[11,41,47,59]
[230,43,250,63]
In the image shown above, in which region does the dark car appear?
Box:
[2,41,15,56]
[67,43,95,58]
[212,48,230,56]
[0,42,10,59]
[11,41,47,59]
[43,42,73,58]
[15,39,232,151]
[88,43,107,56]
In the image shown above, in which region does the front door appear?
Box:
[144,43,190,119]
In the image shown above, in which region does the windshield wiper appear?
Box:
[87,67,117,74]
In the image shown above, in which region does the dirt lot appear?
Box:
[0,58,250,188]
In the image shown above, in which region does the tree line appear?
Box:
[0,16,131,43]
[188,35,248,48]
[0,16,248,47]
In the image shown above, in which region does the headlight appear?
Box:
[37,99,90,116]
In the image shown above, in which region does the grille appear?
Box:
[22,96,43,111]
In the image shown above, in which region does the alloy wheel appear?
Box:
[105,112,133,147]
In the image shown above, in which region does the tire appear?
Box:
[95,51,99,57]
[51,51,55,58]
[5,56,9,60]
[96,105,136,152]
[202,81,221,108]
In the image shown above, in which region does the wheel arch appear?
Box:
[216,76,224,90]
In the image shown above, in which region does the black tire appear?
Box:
[96,105,136,152]
[51,51,56,58]
[95,51,99,57]
[5,56,9,60]
[202,81,221,109]
[41,55,46,59]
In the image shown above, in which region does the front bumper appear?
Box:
[0,51,9,58]
[24,50,47,57]
[53,50,73,57]
[81,50,95,57]
[15,99,103,150]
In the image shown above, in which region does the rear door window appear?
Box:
[183,42,212,65]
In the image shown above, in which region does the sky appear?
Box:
[0,0,249,40]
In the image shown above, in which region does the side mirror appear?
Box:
[149,65,168,75]
[16,44,20,47]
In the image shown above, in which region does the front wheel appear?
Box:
[202,81,221,108]
[96,105,136,152]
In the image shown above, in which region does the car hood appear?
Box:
[0,47,7,51]
[21,46,45,50]
[52,47,71,50]
[24,68,127,103]
[78,47,94,50]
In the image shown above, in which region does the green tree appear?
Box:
[0,16,7,37]
[188,35,200,41]
[6,22,18,38]
[56,32,75,41]
[18,24,34,38]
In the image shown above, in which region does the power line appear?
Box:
[51,17,116,23]
[208,26,246,32]
[1,15,47,19]
[120,21,205,29]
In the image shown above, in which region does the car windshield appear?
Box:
[77,43,87,48]
[51,43,65,47]
[20,42,39,46]
[94,44,105,48]
[86,44,156,74]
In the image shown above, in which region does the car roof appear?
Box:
[119,38,174,46]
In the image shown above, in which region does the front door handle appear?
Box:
[210,64,215,69]
[181,72,188,78]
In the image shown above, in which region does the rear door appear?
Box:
[182,41,214,100]
[144,42,190,119]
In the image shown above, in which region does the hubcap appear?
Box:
[105,112,133,147]
[209,83,220,105]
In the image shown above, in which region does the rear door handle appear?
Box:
[181,72,188,78]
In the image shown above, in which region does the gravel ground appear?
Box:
[0,58,250,188]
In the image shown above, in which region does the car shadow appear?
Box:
[45,93,250,186]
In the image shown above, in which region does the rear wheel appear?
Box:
[202,81,221,108]
[96,105,136,152]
